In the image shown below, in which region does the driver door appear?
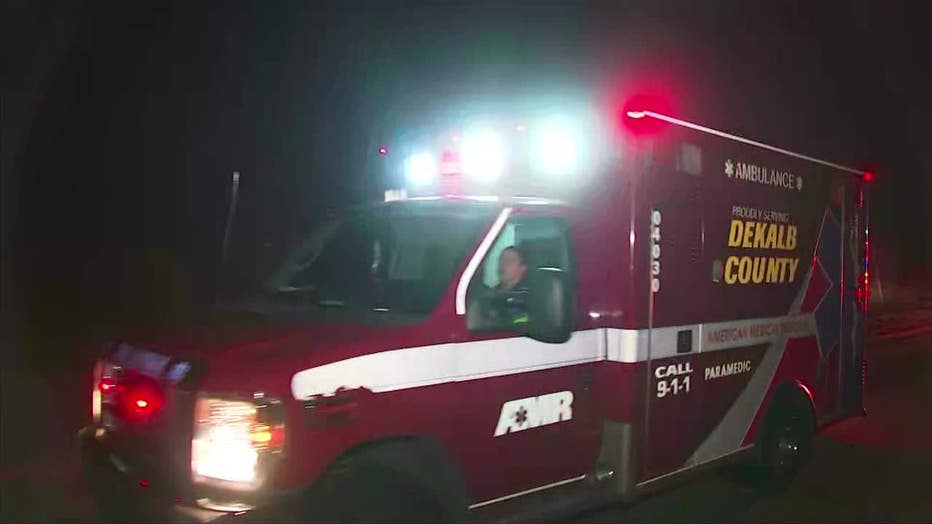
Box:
[462,212,601,501]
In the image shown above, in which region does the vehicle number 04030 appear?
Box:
[650,210,661,293]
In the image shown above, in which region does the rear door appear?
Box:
[839,180,868,414]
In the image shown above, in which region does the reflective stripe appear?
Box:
[290,313,818,399]
[608,314,814,363]
[291,330,602,400]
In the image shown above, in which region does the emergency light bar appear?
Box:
[394,108,603,200]
[403,122,581,186]
[404,152,438,186]
[460,128,507,182]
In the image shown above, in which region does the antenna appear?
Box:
[220,171,241,266]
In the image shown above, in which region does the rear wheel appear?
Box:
[753,392,814,493]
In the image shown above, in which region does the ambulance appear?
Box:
[79,101,871,522]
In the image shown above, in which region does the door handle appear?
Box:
[580,368,594,392]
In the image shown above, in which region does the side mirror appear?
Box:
[525,267,573,344]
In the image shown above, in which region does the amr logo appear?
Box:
[493,391,574,437]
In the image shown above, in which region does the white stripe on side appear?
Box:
[455,207,512,315]
[607,328,648,363]
[291,329,602,400]
[290,313,819,400]
[609,313,815,363]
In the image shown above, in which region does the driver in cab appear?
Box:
[485,246,531,328]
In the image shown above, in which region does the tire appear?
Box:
[752,391,814,493]
[305,462,454,524]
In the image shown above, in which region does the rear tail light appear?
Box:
[191,396,285,490]
[92,360,164,424]
[118,376,164,420]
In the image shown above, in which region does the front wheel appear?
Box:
[753,392,814,493]
[305,463,454,524]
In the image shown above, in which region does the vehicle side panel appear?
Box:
[626,125,864,480]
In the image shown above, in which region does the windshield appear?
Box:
[247,200,496,320]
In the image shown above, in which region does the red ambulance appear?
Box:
[79,103,870,522]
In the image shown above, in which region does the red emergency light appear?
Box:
[619,92,676,136]
[862,171,874,183]
[115,372,165,421]
[621,111,664,135]
[121,388,162,420]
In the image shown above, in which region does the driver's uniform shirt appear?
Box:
[493,280,530,326]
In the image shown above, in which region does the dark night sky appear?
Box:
[3,0,931,328]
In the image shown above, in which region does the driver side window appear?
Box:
[466,216,572,332]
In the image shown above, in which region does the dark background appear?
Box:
[3,0,931,371]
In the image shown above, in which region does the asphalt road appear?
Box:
[1,315,930,522]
